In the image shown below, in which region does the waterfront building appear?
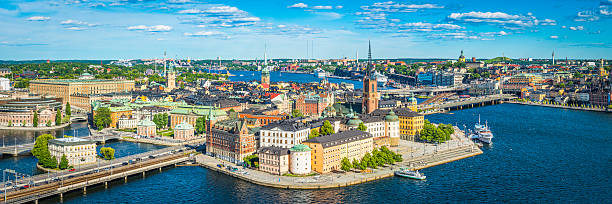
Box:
[469,80,502,96]
[289,144,312,175]
[502,74,543,94]
[48,137,97,167]
[384,110,400,147]
[0,78,9,91]
[389,108,424,141]
[261,68,270,89]
[29,79,135,104]
[259,118,310,149]
[137,119,156,137]
[258,146,290,175]
[0,96,61,127]
[458,50,466,63]
[302,130,373,174]
[206,118,256,163]
[174,122,195,140]
[362,41,379,114]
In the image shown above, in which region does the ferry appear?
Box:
[469,115,494,144]
[373,71,388,86]
[313,68,327,78]
[394,168,426,180]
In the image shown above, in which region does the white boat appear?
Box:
[394,168,426,180]
[470,115,494,144]
[313,68,327,78]
[373,71,388,86]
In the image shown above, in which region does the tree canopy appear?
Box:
[94,107,111,130]
[320,120,335,135]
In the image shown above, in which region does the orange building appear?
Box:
[302,130,373,174]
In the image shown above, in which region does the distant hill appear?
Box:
[484,57,511,63]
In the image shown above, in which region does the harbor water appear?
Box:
[45,104,612,203]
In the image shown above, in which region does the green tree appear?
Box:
[195,117,206,134]
[100,147,115,160]
[352,159,360,170]
[291,109,303,118]
[59,154,69,170]
[94,107,111,130]
[153,113,167,129]
[320,120,335,135]
[65,102,71,118]
[243,154,259,168]
[33,111,39,127]
[32,134,55,159]
[340,157,352,171]
[7,121,12,127]
[46,156,58,169]
[55,109,62,125]
[308,129,319,139]
[357,122,367,131]
[46,120,52,127]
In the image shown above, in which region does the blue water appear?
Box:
[208,69,395,90]
[47,104,612,203]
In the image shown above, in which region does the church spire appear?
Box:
[367,40,372,76]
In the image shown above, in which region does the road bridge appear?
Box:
[380,86,468,97]
[0,146,193,204]
[420,94,517,111]
[0,133,121,156]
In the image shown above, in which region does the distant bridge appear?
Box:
[420,94,517,111]
[380,86,468,97]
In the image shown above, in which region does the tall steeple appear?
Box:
[367,40,372,74]
[552,50,555,65]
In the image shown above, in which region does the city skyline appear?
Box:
[0,0,611,60]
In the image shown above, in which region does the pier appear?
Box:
[0,146,193,204]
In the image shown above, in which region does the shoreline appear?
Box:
[194,137,482,189]
[0,121,71,131]
[508,101,611,113]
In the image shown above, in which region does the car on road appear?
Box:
[68,168,76,172]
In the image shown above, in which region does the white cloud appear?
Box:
[364,1,444,12]
[336,6,343,9]
[66,27,86,31]
[569,26,584,31]
[481,31,509,36]
[128,25,173,32]
[168,0,191,3]
[550,35,559,39]
[178,6,243,15]
[399,22,464,30]
[26,16,50,21]
[61,19,96,27]
[288,3,308,8]
[575,11,600,21]
[184,31,224,37]
[449,11,555,28]
[600,5,612,15]
[314,12,343,20]
[312,6,333,10]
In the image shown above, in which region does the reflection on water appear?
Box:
[0,122,90,146]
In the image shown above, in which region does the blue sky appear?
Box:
[0,0,611,60]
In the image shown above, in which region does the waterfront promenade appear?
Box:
[195,130,482,189]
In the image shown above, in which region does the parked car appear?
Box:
[68,168,76,172]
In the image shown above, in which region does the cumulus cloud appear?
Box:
[569,26,584,31]
[575,11,600,21]
[168,0,192,4]
[178,6,243,15]
[550,35,559,39]
[361,1,443,13]
[184,31,224,37]
[431,32,480,40]
[288,3,308,8]
[128,25,173,32]
[398,22,464,31]
[312,6,333,10]
[481,31,509,36]
[26,16,50,21]
[448,11,555,28]
[61,19,97,27]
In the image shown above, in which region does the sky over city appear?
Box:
[0,0,611,60]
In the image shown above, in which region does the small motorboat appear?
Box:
[394,168,426,180]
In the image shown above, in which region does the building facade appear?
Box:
[259,118,311,149]
[137,119,156,137]
[206,118,256,163]
[302,130,373,174]
[48,137,97,167]
[0,96,61,127]
[29,79,135,104]
[258,146,290,175]
[289,144,312,175]
[174,122,195,140]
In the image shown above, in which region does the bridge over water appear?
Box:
[420,94,517,111]
[380,86,468,97]
[0,133,121,156]
[0,146,194,204]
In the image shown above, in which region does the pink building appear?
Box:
[174,122,195,140]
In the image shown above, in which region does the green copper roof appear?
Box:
[347,115,362,127]
[138,119,156,127]
[290,144,311,152]
[385,110,399,122]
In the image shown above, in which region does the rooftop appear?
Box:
[48,137,96,146]
[302,130,372,148]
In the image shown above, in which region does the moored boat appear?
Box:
[394,168,426,180]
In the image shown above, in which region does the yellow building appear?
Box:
[93,106,133,129]
[302,130,373,174]
[395,108,424,141]
[29,79,135,105]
